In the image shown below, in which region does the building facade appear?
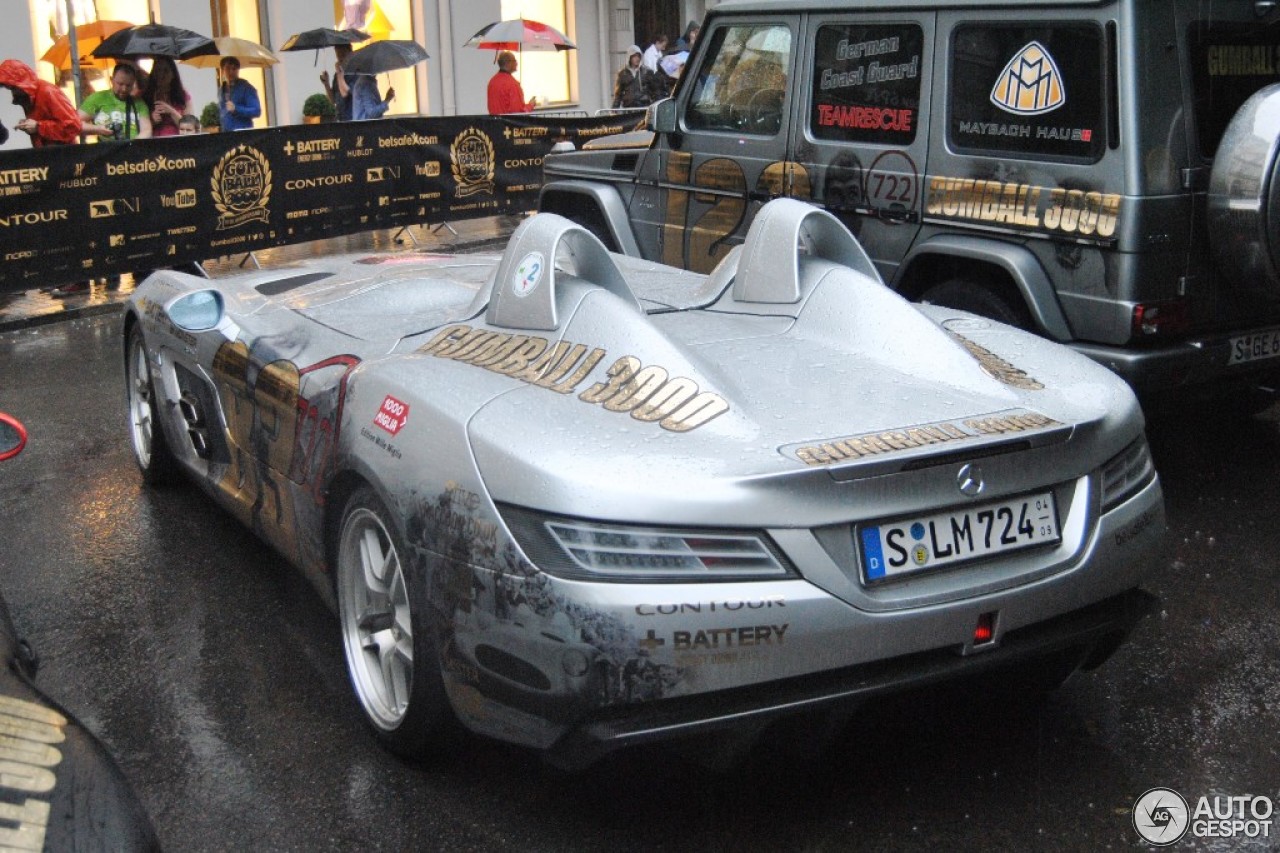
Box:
[1,0,715,150]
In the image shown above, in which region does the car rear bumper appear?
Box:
[544,587,1157,770]
[1073,333,1280,396]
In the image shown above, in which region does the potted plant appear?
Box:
[302,93,336,124]
[200,102,220,132]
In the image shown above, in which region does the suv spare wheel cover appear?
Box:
[1209,82,1280,296]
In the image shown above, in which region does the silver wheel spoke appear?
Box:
[341,507,415,730]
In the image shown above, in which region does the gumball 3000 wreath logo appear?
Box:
[212,145,272,230]
[450,127,495,198]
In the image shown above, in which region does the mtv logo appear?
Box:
[379,196,389,206]
[367,167,386,182]
[109,234,125,247]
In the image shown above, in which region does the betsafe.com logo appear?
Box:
[1133,787,1275,845]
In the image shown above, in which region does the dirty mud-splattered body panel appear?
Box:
[124,201,1164,766]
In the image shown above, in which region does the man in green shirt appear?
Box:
[78,64,151,140]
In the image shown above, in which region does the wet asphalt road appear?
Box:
[1,313,1278,852]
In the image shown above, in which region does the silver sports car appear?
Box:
[123,199,1164,768]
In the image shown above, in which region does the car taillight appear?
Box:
[1131,300,1190,337]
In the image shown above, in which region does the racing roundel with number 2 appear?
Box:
[513,252,545,298]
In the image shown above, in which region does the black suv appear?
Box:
[541,0,1280,402]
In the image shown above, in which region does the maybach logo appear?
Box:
[991,41,1065,115]
[212,145,271,230]
[450,127,496,198]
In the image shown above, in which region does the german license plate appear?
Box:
[1228,328,1280,366]
[859,492,1060,583]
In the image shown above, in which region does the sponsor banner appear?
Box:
[0,113,635,292]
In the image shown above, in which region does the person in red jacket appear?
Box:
[0,59,80,146]
[487,51,537,114]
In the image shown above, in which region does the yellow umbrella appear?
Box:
[181,36,279,69]
[40,20,133,71]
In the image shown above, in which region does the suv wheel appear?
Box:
[921,278,1032,330]
[1210,83,1280,296]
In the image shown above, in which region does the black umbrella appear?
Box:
[91,23,218,60]
[279,28,369,52]
[343,40,429,76]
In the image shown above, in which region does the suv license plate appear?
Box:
[860,492,1060,583]
[1229,328,1280,366]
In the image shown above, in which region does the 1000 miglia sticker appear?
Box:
[418,324,729,432]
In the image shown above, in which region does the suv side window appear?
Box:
[810,23,924,146]
[948,23,1106,163]
[686,23,793,136]
[1187,23,1280,158]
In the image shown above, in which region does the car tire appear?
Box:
[921,277,1032,330]
[125,325,180,485]
[336,485,458,758]
[1209,83,1280,296]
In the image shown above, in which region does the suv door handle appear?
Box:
[875,208,920,224]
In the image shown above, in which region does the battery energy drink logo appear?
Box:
[991,41,1065,115]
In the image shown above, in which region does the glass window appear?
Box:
[949,23,1105,162]
[335,0,422,115]
[810,23,923,146]
[1187,23,1280,158]
[32,0,149,98]
[212,0,269,127]
[501,0,572,106]
[686,23,792,136]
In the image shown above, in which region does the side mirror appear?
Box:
[0,413,27,462]
[167,290,225,332]
[647,98,678,134]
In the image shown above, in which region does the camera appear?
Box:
[107,120,124,138]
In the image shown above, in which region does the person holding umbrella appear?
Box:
[320,43,354,121]
[350,72,394,120]
[143,56,191,136]
[487,51,536,114]
[218,56,260,130]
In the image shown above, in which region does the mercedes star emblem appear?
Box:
[957,463,984,497]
